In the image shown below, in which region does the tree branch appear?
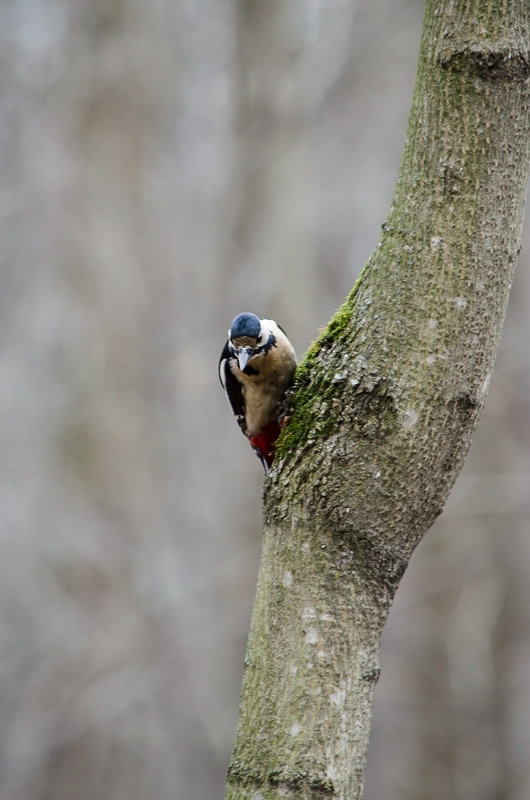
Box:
[225,1,530,798]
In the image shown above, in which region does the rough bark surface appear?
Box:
[225,1,530,798]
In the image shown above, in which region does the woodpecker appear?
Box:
[219,312,297,472]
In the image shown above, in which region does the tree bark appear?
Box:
[225,1,530,798]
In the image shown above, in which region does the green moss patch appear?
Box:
[276,275,366,460]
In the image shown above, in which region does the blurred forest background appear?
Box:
[1,0,529,798]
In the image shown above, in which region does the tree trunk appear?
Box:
[225,1,530,798]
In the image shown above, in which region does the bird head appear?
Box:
[228,312,268,372]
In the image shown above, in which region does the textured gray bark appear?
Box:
[225,2,530,798]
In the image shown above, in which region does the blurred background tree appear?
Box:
[0,1,528,799]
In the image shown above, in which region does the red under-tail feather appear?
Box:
[249,420,282,468]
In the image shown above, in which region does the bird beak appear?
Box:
[237,349,251,372]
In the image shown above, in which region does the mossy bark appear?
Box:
[225,2,530,799]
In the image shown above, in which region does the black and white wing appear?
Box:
[219,341,247,435]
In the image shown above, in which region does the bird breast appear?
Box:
[234,337,296,435]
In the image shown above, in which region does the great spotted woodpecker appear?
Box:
[219,312,297,472]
